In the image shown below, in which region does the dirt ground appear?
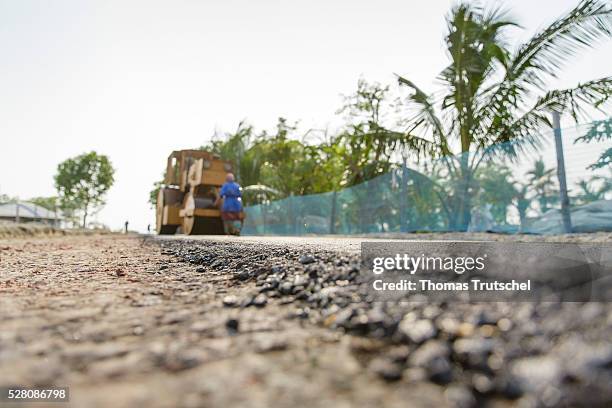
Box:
[0,235,450,408]
[1,234,610,408]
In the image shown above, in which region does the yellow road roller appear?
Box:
[156,150,234,235]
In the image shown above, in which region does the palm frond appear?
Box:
[511,0,612,88]
[479,76,612,163]
[575,116,612,143]
[588,147,612,169]
[515,76,612,129]
[388,130,442,159]
[397,76,451,155]
[479,0,612,141]
[440,3,518,149]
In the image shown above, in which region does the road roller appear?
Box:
[156,150,233,235]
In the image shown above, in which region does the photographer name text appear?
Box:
[372,279,531,291]
[370,254,531,292]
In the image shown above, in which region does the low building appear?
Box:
[0,201,63,227]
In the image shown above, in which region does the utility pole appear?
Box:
[399,157,409,233]
[329,190,337,234]
[552,111,572,233]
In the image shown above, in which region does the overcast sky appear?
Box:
[1,0,610,231]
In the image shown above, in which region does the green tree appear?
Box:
[202,118,344,200]
[330,79,402,232]
[476,164,516,224]
[194,79,399,206]
[253,118,318,196]
[205,121,260,186]
[55,151,115,228]
[397,0,612,230]
[336,79,400,187]
[148,179,163,208]
[403,165,448,231]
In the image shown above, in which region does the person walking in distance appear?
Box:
[217,173,244,235]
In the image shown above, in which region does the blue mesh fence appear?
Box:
[242,120,611,235]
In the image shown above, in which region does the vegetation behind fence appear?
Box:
[243,120,611,235]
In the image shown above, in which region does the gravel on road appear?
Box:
[0,233,610,408]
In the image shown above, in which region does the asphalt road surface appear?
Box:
[1,232,610,407]
[158,230,612,252]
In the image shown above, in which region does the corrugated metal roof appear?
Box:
[0,202,63,220]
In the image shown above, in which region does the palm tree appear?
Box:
[397,0,612,230]
[476,164,516,224]
[205,121,257,185]
[574,172,612,204]
[513,183,531,232]
[527,158,558,213]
